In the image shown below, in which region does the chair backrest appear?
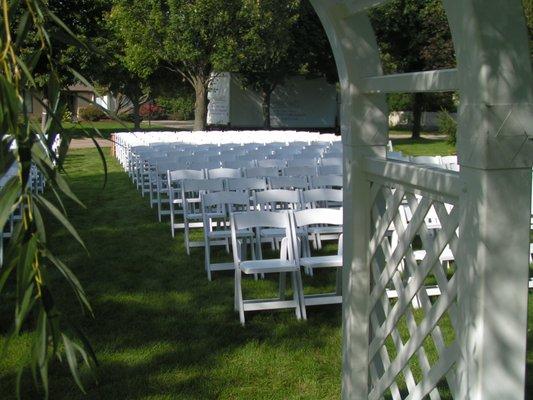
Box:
[257,159,286,168]
[202,191,250,209]
[318,165,342,175]
[292,207,343,227]
[302,188,343,206]
[410,155,443,166]
[245,166,280,178]
[168,169,204,182]
[254,189,301,211]
[207,167,242,179]
[231,211,295,263]
[283,166,317,177]
[269,176,309,190]
[310,174,343,189]
[387,151,409,162]
[286,158,317,167]
[224,160,257,169]
[226,177,268,192]
[182,178,225,193]
[320,157,342,166]
[189,161,221,170]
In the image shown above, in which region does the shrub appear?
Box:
[140,103,166,120]
[438,110,457,145]
[79,105,105,121]
[157,96,195,120]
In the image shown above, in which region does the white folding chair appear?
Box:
[291,208,343,307]
[224,160,256,169]
[253,189,302,258]
[182,178,225,254]
[283,166,317,177]
[202,192,253,280]
[301,189,343,250]
[167,169,204,237]
[257,159,286,169]
[231,210,305,325]
[317,165,342,175]
[207,168,242,179]
[245,167,279,179]
[269,176,309,190]
[320,157,342,166]
[286,158,317,168]
[310,175,343,189]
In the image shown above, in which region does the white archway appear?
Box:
[310,1,533,398]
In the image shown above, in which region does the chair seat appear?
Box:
[260,227,305,237]
[208,229,253,239]
[307,226,343,235]
[187,211,225,221]
[239,259,299,274]
[299,255,342,268]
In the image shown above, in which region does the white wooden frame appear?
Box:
[310,0,533,398]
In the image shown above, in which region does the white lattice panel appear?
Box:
[366,172,460,400]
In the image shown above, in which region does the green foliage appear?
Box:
[157,96,195,120]
[0,1,103,397]
[438,110,458,145]
[79,105,106,122]
[370,0,456,137]
[62,109,73,123]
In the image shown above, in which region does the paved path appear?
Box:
[70,138,112,149]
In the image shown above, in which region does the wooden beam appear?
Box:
[360,69,458,93]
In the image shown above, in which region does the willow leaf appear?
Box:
[61,334,86,393]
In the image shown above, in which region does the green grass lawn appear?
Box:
[63,121,179,139]
[0,139,530,399]
[391,137,456,156]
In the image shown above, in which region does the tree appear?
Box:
[234,0,301,128]
[105,1,164,128]
[109,0,241,131]
[1,1,103,397]
[370,0,455,139]
[232,0,337,128]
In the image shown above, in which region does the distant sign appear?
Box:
[207,73,230,125]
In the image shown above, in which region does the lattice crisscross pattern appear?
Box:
[367,180,460,400]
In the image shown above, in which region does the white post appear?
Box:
[445,0,533,397]
[310,3,388,398]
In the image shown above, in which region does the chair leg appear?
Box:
[184,220,190,255]
[205,238,212,281]
[236,270,245,325]
[170,202,176,238]
[296,270,307,320]
[291,272,302,320]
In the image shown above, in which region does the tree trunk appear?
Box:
[193,80,208,131]
[261,90,272,129]
[411,93,424,140]
[132,97,141,129]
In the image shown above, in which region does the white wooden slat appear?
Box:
[344,0,389,14]
[368,188,405,260]
[360,69,458,94]
[368,283,458,400]
[369,206,460,358]
[404,343,460,400]
[369,197,432,309]
[364,157,460,200]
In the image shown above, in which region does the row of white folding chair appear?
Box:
[169,171,343,240]
[387,152,459,171]
[201,188,343,278]
[231,208,343,325]
[160,165,341,221]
